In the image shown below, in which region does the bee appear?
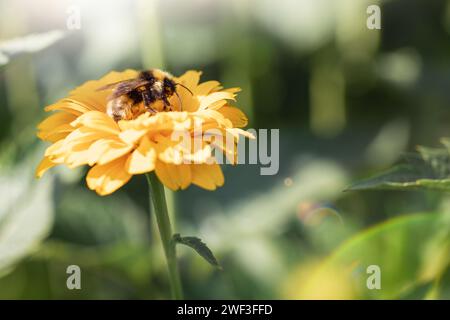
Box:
[97,69,192,121]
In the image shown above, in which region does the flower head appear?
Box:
[36,70,253,195]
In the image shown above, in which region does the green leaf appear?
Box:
[0,169,54,277]
[347,144,450,192]
[417,146,450,177]
[172,234,222,269]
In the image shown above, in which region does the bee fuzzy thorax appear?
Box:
[150,69,173,80]
[152,81,163,93]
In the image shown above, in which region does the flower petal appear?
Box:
[126,136,157,174]
[223,87,241,94]
[198,92,236,111]
[155,161,191,190]
[176,70,202,89]
[37,112,77,132]
[203,130,238,165]
[45,99,92,115]
[119,128,148,144]
[97,141,133,165]
[71,111,120,135]
[86,156,132,196]
[174,71,202,112]
[36,157,57,178]
[69,70,138,112]
[218,106,248,128]
[37,112,78,142]
[38,124,74,142]
[191,163,224,190]
[65,141,95,168]
[44,140,66,162]
[194,80,221,96]
[64,126,114,144]
[227,128,256,140]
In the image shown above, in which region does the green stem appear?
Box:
[145,172,183,300]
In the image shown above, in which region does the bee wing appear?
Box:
[96,79,135,91]
[97,79,152,99]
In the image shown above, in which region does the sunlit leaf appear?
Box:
[288,213,450,299]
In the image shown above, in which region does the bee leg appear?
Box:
[142,91,157,114]
[163,96,171,111]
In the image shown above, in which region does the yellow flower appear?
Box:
[36,70,253,195]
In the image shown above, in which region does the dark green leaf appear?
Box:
[172,234,222,269]
[417,146,450,177]
[347,144,450,192]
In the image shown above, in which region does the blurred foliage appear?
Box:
[283,212,450,299]
[0,30,66,66]
[0,152,54,278]
[349,143,450,191]
[0,0,449,299]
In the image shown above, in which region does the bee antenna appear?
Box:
[175,83,193,96]
[175,91,183,111]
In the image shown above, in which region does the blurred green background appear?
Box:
[0,0,449,299]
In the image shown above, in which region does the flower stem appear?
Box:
[145,172,183,300]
